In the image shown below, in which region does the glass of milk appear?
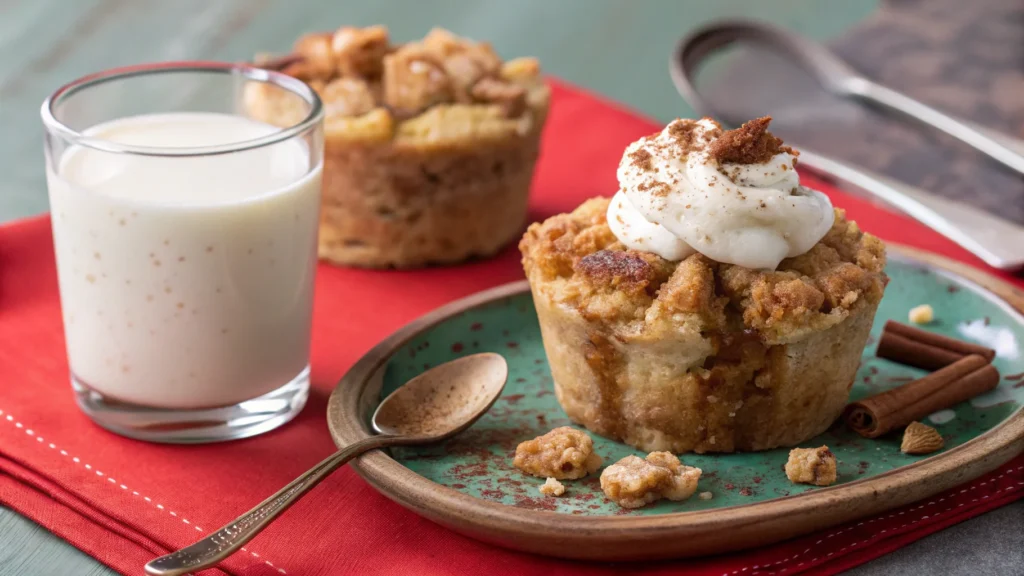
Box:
[41,63,324,443]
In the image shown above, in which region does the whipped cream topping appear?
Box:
[607,117,834,270]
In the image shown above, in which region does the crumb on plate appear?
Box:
[600,452,701,509]
[908,304,934,324]
[514,426,603,479]
[901,421,944,455]
[785,446,837,486]
[539,477,565,497]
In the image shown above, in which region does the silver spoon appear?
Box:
[672,19,1024,173]
[144,353,508,576]
[670,20,1024,271]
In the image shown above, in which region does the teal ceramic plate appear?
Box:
[327,246,1024,561]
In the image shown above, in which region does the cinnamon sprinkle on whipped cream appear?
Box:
[607,116,834,270]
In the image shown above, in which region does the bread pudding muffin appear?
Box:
[248,26,549,268]
[520,117,886,453]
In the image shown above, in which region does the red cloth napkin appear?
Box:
[1,80,1022,576]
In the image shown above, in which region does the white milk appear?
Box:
[48,112,321,409]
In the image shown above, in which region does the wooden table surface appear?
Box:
[1,1,1020,575]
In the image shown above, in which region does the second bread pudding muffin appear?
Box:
[520,117,887,453]
[249,27,549,268]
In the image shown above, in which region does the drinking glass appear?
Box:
[41,62,324,443]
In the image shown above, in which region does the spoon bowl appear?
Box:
[145,353,508,576]
[373,352,508,440]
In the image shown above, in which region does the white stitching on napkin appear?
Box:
[0,408,288,574]
[721,465,1024,575]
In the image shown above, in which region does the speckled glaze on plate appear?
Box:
[327,245,1024,560]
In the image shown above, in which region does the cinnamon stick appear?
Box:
[877,331,965,371]
[877,320,996,370]
[845,354,1000,438]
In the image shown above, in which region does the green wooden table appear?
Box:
[2,1,1020,574]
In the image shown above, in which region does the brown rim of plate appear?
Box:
[326,244,1024,561]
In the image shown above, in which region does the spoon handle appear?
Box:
[144,434,397,576]
[797,149,1024,271]
[841,78,1024,175]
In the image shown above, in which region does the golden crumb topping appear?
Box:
[600,452,702,509]
[520,196,886,344]
[513,426,603,480]
[575,250,670,297]
[250,26,550,148]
